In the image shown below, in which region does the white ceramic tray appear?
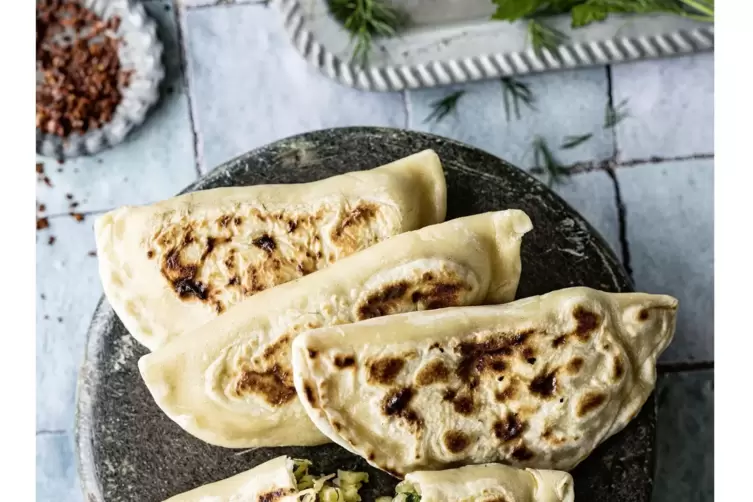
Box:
[275,0,713,91]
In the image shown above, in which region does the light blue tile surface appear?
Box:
[547,170,622,261]
[35,1,196,216]
[36,216,102,433]
[37,432,82,502]
[183,2,407,173]
[612,52,714,161]
[407,68,614,169]
[653,370,714,502]
[618,159,713,362]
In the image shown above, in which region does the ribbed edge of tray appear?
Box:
[274,0,714,91]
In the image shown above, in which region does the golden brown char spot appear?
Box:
[332,202,379,240]
[383,387,414,416]
[307,349,318,359]
[235,364,295,407]
[567,357,584,375]
[163,248,208,300]
[511,445,535,462]
[613,356,625,381]
[415,359,450,386]
[530,369,557,398]
[262,335,291,361]
[217,214,232,227]
[573,306,601,341]
[443,430,471,453]
[333,421,343,432]
[303,381,318,408]
[577,392,608,417]
[495,384,518,402]
[334,354,356,369]
[493,413,525,442]
[368,357,405,385]
[542,428,566,445]
[356,274,472,321]
[234,216,243,226]
[252,234,276,253]
[452,393,475,415]
[287,220,297,233]
[382,387,423,430]
[258,488,295,502]
[638,309,650,321]
[552,335,567,348]
[443,388,457,402]
[146,250,154,259]
[456,330,533,383]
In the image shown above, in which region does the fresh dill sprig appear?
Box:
[604,99,630,129]
[424,90,466,124]
[532,136,574,187]
[561,133,593,149]
[501,77,536,121]
[528,19,568,59]
[327,0,408,67]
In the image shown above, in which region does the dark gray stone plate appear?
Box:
[76,127,654,502]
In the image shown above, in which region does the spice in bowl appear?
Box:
[36,0,132,138]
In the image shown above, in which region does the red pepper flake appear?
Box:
[36,162,44,174]
[37,217,50,231]
[42,176,53,187]
[65,193,73,200]
[38,203,46,212]
[88,250,97,257]
[70,201,79,208]
[48,235,56,245]
[71,212,85,222]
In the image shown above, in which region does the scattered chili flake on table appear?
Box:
[71,212,85,222]
[88,250,97,257]
[65,193,73,199]
[48,236,56,245]
[36,0,130,138]
[37,217,50,231]
[38,203,46,212]
[36,162,44,174]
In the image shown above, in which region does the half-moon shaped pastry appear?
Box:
[139,210,533,448]
[162,456,297,502]
[385,463,574,502]
[292,287,677,476]
[95,150,447,350]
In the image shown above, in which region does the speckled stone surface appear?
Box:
[76,127,654,502]
[653,370,714,502]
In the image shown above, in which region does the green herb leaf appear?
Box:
[424,90,466,124]
[560,133,593,149]
[532,136,573,187]
[501,77,536,121]
[328,0,409,66]
[491,0,539,21]
[528,19,568,59]
[604,99,630,129]
[570,0,713,28]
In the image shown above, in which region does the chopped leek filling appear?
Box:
[293,459,370,502]
[377,481,421,502]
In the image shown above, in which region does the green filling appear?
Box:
[292,459,370,502]
[378,481,421,502]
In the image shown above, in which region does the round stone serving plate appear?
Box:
[76,127,654,502]
[36,0,164,158]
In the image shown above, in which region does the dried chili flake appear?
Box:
[37,217,50,231]
[71,212,85,222]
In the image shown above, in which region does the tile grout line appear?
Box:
[603,65,633,280]
[174,2,204,177]
[402,90,412,130]
[36,429,66,436]
[184,0,270,11]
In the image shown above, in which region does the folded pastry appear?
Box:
[95,149,447,350]
[378,463,574,502]
[139,210,533,448]
[162,455,369,502]
[292,287,677,475]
